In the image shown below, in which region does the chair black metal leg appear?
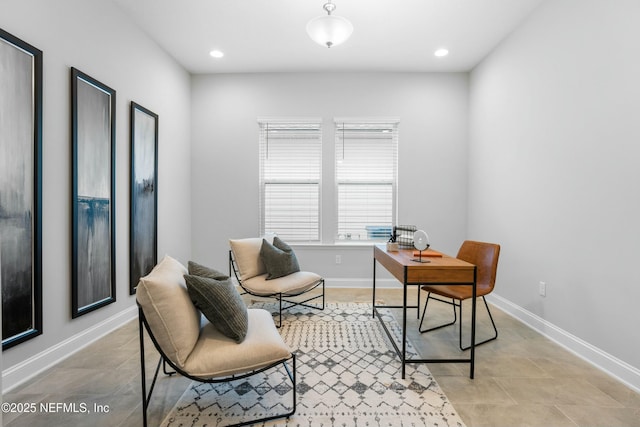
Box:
[283,354,297,418]
[459,296,498,351]
[419,293,499,350]
[269,280,325,327]
[139,313,163,427]
[278,293,283,328]
[139,314,148,427]
[418,293,458,333]
[229,355,297,427]
[163,359,176,376]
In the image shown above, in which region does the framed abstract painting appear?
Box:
[0,28,43,349]
[129,102,158,295]
[71,67,116,318]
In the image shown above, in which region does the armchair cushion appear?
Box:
[184,274,248,343]
[136,256,201,369]
[184,308,291,378]
[260,237,300,280]
[243,271,322,296]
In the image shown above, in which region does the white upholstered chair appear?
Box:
[136,255,296,427]
[229,237,325,327]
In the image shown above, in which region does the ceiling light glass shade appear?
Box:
[306,14,353,48]
[434,48,449,57]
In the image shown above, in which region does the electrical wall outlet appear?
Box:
[539,281,546,297]
[335,255,342,264]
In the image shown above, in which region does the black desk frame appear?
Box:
[372,250,477,379]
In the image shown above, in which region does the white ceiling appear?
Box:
[111,0,545,74]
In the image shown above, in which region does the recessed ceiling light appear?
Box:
[434,48,449,57]
[209,50,224,58]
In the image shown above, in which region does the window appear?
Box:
[335,120,398,242]
[258,118,322,241]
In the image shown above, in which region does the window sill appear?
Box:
[290,241,383,249]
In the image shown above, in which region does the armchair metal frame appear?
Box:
[229,250,325,327]
[138,306,296,427]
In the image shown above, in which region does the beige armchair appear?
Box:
[229,237,324,327]
[136,255,296,427]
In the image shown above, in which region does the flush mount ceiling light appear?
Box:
[209,50,224,58]
[306,1,353,48]
[434,48,449,57]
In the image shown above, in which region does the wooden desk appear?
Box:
[372,245,477,379]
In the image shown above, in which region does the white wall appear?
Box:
[190,72,469,285]
[5,0,636,397]
[469,0,640,386]
[0,0,191,384]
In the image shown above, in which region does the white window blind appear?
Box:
[259,119,322,241]
[335,120,398,242]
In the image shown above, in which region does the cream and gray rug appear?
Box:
[161,303,466,427]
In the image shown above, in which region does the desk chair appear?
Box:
[418,240,500,350]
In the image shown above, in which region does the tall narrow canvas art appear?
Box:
[71,68,116,318]
[0,28,43,349]
[129,102,158,295]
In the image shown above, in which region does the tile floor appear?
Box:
[3,287,640,426]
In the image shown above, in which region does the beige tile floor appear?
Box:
[3,287,640,426]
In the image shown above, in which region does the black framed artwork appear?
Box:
[129,102,158,295]
[0,28,43,350]
[71,67,116,318]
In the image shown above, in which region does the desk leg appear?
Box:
[372,258,376,318]
[470,267,477,379]
[402,270,408,379]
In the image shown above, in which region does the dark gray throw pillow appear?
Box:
[260,236,300,280]
[188,260,229,280]
[184,274,248,343]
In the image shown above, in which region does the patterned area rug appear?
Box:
[161,303,466,427]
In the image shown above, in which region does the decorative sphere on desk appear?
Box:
[413,230,430,251]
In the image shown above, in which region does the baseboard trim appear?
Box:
[487,294,640,393]
[2,305,138,393]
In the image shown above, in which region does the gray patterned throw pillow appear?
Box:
[184,274,248,342]
[188,260,229,280]
[259,236,300,280]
